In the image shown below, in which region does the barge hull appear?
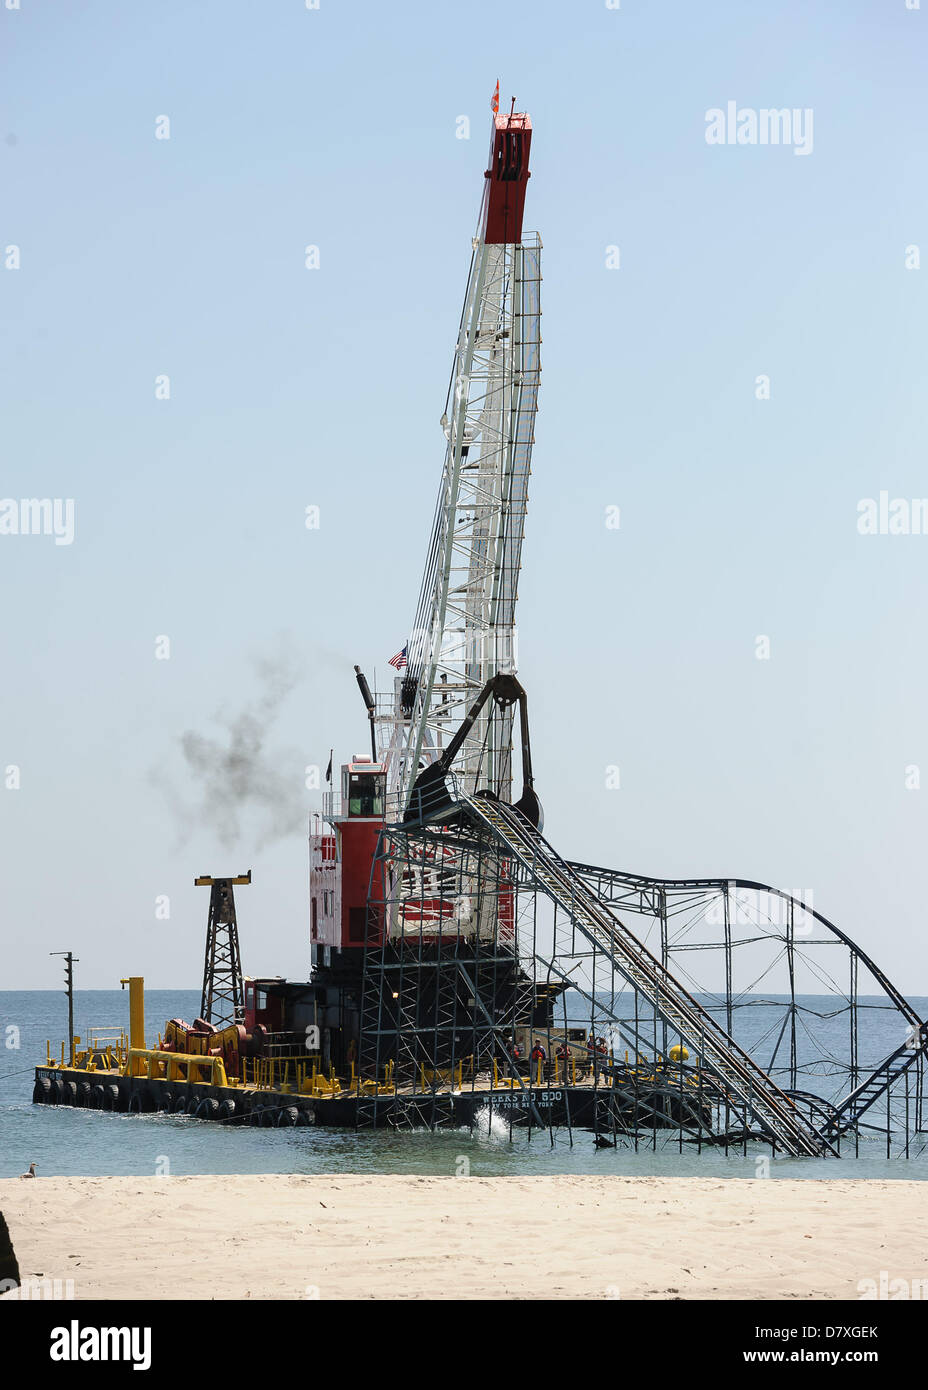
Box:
[32,1067,712,1136]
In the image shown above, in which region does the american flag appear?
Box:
[388,644,407,670]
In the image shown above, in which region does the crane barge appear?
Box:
[32,91,928,1156]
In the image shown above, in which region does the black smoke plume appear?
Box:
[176,650,305,850]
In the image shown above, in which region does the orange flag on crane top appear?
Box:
[491,80,499,115]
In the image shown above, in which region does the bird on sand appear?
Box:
[20,1163,36,1179]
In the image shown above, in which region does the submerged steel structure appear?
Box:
[356,768,928,1156]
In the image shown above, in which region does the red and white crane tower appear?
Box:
[376,92,541,813]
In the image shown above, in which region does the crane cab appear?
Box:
[344,756,385,818]
[309,756,386,965]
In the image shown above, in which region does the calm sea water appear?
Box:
[2,990,927,1180]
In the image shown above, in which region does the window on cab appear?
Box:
[348,772,385,817]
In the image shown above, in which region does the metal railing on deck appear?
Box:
[46,1027,129,1071]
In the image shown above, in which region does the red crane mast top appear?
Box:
[482,103,532,245]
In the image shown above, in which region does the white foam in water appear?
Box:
[472,1104,512,1144]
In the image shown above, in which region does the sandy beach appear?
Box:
[1,1173,925,1300]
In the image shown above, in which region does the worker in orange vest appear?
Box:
[530,1040,546,1080]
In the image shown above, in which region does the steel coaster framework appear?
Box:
[355,796,928,1158]
[567,861,928,1156]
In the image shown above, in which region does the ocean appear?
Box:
[2,990,927,1180]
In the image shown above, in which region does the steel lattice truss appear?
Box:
[199,878,246,1031]
[377,233,541,813]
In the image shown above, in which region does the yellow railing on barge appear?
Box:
[45,1029,130,1072]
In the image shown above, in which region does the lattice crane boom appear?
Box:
[377,101,541,813]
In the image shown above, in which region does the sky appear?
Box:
[1,0,927,993]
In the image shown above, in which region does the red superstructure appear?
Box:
[309,756,386,958]
[483,112,532,245]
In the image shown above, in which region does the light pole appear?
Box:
[50,951,79,1065]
